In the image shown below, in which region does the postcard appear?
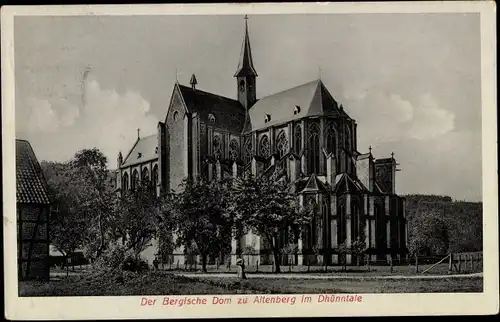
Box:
[2,1,498,319]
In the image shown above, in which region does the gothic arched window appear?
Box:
[122,172,129,192]
[276,130,288,159]
[294,125,302,154]
[244,137,252,163]
[307,123,320,174]
[213,135,222,160]
[259,135,270,158]
[326,123,337,155]
[152,165,158,189]
[131,169,139,191]
[344,124,352,151]
[142,167,149,186]
[229,139,239,161]
[337,201,346,243]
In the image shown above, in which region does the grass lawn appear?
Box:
[19,270,483,296]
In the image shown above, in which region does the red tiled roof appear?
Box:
[16,139,51,204]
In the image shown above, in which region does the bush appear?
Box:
[93,243,149,273]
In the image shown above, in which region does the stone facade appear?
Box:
[115,17,408,266]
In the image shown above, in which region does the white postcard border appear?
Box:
[2,2,498,319]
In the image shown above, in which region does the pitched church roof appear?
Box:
[333,173,367,194]
[245,79,350,132]
[122,134,158,168]
[177,84,246,133]
[16,139,51,204]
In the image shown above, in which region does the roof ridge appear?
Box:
[257,79,321,101]
[178,84,240,104]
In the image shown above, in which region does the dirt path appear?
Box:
[177,272,483,280]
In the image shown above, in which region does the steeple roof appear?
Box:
[234,15,258,77]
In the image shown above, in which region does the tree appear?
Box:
[351,236,367,267]
[408,210,449,257]
[41,161,86,269]
[115,180,160,257]
[336,240,349,272]
[67,148,117,261]
[162,178,234,273]
[230,172,313,273]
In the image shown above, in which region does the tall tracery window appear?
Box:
[142,167,149,186]
[131,170,139,191]
[259,135,270,158]
[344,124,352,151]
[152,165,158,190]
[213,135,222,160]
[275,130,288,159]
[307,123,320,174]
[326,123,337,155]
[294,125,302,154]
[229,139,239,161]
[244,137,252,163]
[337,201,346,243]
[122,172,129,192]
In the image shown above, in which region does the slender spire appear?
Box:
[137,128,140,140]
[234,15,258,77]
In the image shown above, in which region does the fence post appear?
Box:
[390,256,393,273]
[367,257,371,272]
[415,253,419,273]
[458,256,461,273]
[448,253,453,274]
[256,260,259,273]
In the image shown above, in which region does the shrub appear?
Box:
[93,243,149,273]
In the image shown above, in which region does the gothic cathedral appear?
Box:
[115,16,408,266]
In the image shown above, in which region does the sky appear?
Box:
[14,13,482,201]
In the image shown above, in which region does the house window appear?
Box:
[213,135,222,160]
[276,130,288,159]
[229,139,239,161]
[307,123,320,174]
[259,135,270,158]
[294,125,302,154]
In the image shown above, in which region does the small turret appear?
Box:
[190,73,198,90]
[117,151,123,168]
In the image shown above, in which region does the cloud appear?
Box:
[18,97,80,133]
[344,89,455,144]
[409,93,455,140]
[77,79,159,168]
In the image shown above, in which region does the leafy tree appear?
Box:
[351,236,367,267]
[336,240,349,272]
[161,178,233,273]
[115,180,160,257]
[67,148,117,261]
[408,210,449,257]
[230,173,313,273]
[41,161,86,267]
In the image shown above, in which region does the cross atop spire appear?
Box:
[137,128,140,140]
[391,152,395,159]
[369,145,372,154]
[234,15,258,77]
